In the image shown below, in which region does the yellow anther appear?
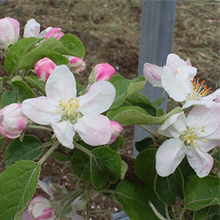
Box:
[68,97,74,103]
[56,109,60,113]
[202,139,207,143]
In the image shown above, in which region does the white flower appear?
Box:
[22,65,116,149]
[156,104,220,178]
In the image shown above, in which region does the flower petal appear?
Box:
[166,53,188,72]
[186,104,220,136]
[158,112,186,138]
[156,138,187,177]
[51,120,75,149]
[186,147,213,177]
[78,81,115,114]
[74,114,111,146]
[46,65,77,105]
[143,63,163,87]
[22,96,60,125]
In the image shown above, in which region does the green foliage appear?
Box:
[107,106,182,126]
[0,90,18,108]
[0,160,41,220]
[53,151,71,162]
[60,34,85,58]
[109,74,146,109]
[5,37,38,75]
[24,75,46,94]
[154,168,184,205]
[115,179,160,220]
[135,137,154,152]
[4,135,43,165]
[184,176,220,211]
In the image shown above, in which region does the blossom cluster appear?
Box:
[144,54,220,177]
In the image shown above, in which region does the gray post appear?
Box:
[112,1,177,219]
[133,0,177,158]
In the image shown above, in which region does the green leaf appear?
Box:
[90,147,121,190]
[11,78,35,102]
[193,205,220,220]
[0,135,7,152]
[109,135,124,151]
[110,75,146,109]
[154,168,184,205]
[5,37,38,75]
[213,150,220,169]
[156,108,164,117]
[134,148,157,187]
[121,160,128,180]
[115,179,159,220]
[152,96,165,108]
[185,176,220,211]
[18,37,68,70]
[0,160,41,219]
[24,75,45,94]
[60,33,85,58]
[135,137,154,152]
[107,106,182,126]
[4,135,43,165]
[0,90,18,108]
[42,52,70,65]
[53,151,71,162]
[71,147,91,183]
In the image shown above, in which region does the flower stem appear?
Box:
[178,207,187,220]
[74,142,94,159]
[149,201,167,220]
[139,125,160,138]
[38,141,59,165]
[27,124,53,132]
[164,204,172,220]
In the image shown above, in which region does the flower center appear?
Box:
[187,77,211,100]
[180,126,207,150]
[56,98,83,124]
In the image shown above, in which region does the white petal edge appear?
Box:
[156,138,187,177]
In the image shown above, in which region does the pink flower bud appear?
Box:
[23,19,40,38]
[143,63,163,87]
[22,196,56,220]
[34,57,57,82]
[94,63,116,81]
[0,17,20,49]
[45,28,64,40]
[0,103,28,139]
[108,121,123,144]
[68,56,86,73]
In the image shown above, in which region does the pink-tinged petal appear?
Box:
[46,65,77,105]
[74,114,111,146]
[94,63,116,81]
[202,88,220,102]
[156,138,187,177]
[51,121,75,149]
[23,19,40,38]
[186,147,213,178]
[45,28,64,39]
[185,58,192,66]
[186,104,220,136]
[143,63,163,87]
[161,67,191,102]
[174,66,197,82]
[108,121,123,144]
[68,56,86,73]
[22,210,33,220]
[39,27,52,38]
[182,100,215,109]
[22,97,60,125]
[158,112,186,138]
[78,81,115,114]
[166,53,188,72]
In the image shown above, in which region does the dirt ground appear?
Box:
[0,0,219,219]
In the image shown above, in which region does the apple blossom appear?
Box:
[45,28,64,40]
[156,104,220,178]
[89,63,116,83]
[0,17,20,50]
[67,56,86,73]
[22,195,56,220]
[0,103,28,139]
[143,53,192,87]
[34,57,57,82]
[22,65,116,149]
[23,19,40,38]
[108,121,123,144]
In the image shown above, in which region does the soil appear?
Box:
[0,0,219,219]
